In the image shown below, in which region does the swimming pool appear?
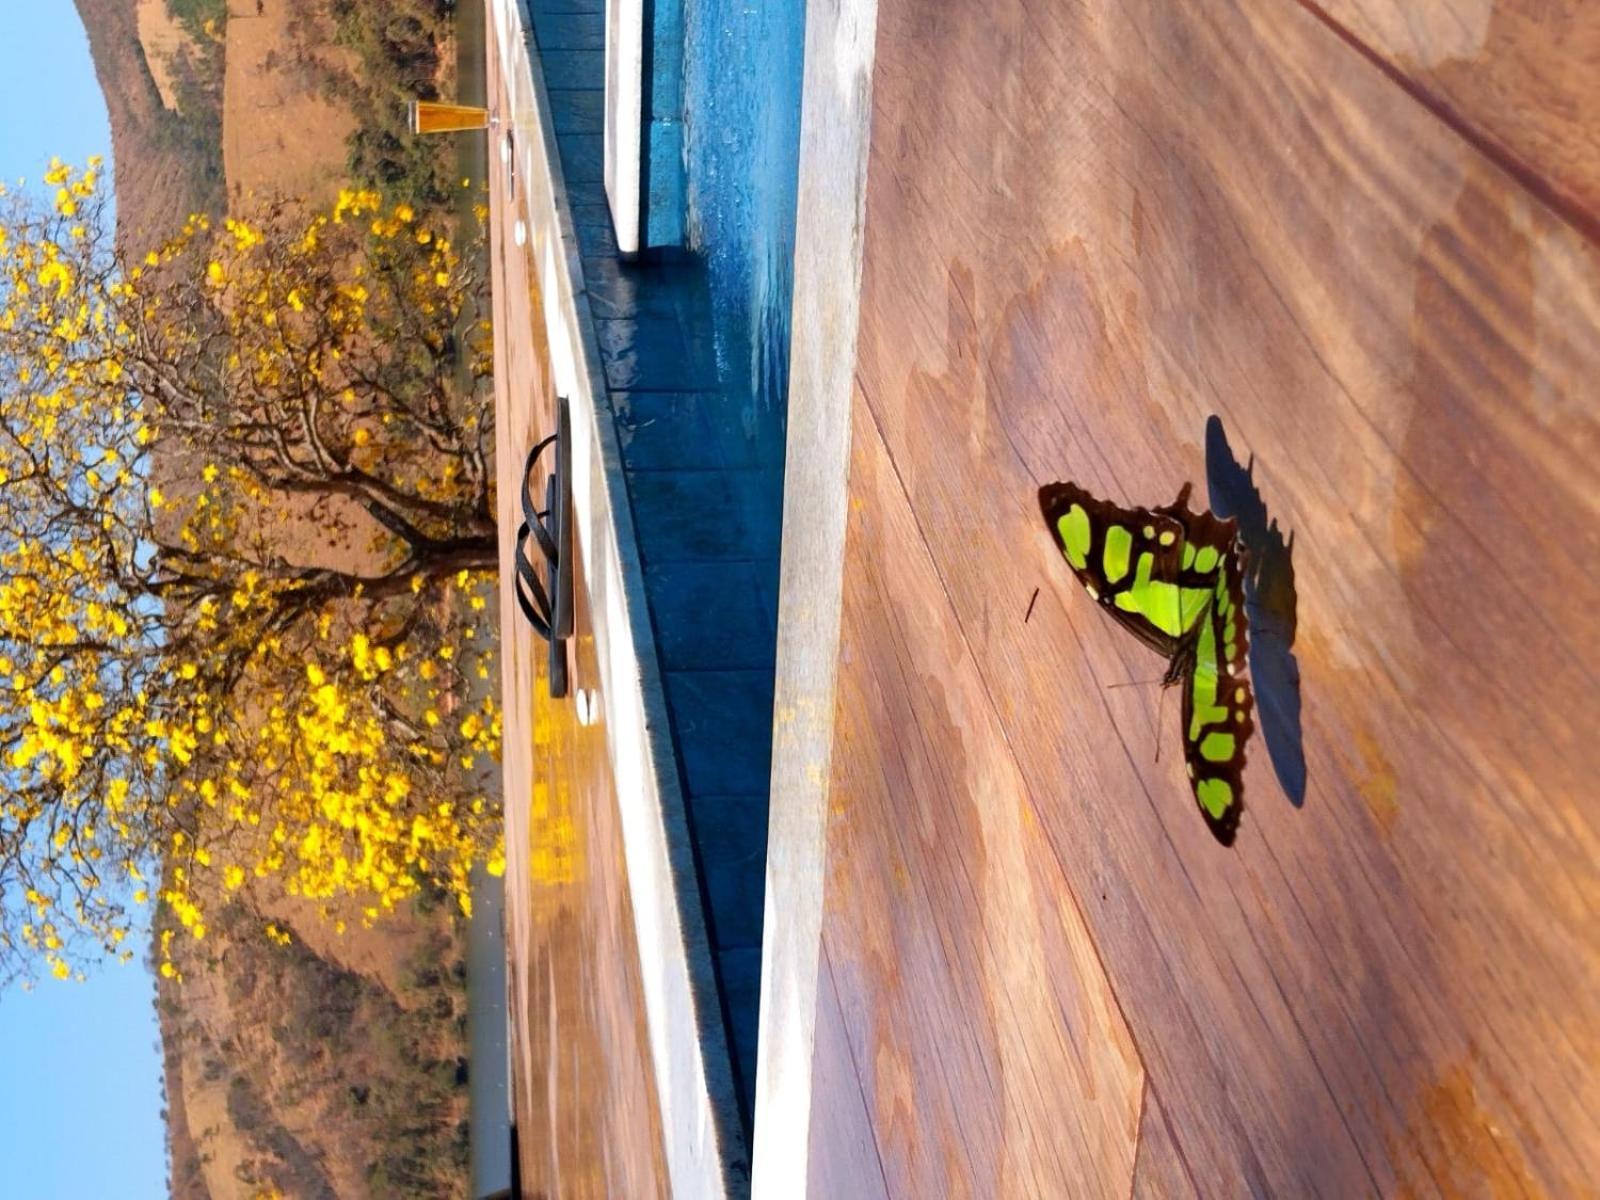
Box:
[683,0,806,431]
[524,0,807,1148]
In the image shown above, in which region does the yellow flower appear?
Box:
[38,260,72,297]
[0,172,508,974]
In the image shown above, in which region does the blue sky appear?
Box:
[0,8,169,1199]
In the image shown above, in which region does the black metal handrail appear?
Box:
[513,396,573,697]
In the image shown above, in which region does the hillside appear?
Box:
[220,0,353,206]
[159,890,471,1200]
[72,3,477,1196]
[72,0,223,248]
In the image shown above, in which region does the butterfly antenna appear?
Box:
[1103,674,1166,758]
[1105,675,1168,757]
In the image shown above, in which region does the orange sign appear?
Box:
[409,101,491,134]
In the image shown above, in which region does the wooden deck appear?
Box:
[487,20,669,1196]
[770,0,1600,1195]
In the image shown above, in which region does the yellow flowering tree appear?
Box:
[0,161,502,986]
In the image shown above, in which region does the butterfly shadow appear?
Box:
[1205,415,1308,807]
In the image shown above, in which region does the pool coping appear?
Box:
[491,1,751,1193]
[752,0,883,1195]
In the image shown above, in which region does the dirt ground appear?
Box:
[221,0,353,205]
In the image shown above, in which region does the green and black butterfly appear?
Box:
[1039,481,1254,844]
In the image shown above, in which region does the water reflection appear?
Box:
[682,0,805,421]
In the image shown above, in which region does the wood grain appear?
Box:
[500,561,669,1199]
[804,949,892,1200]
[1131,1084,1202,1199]
[815,398,1145,1196]
[804,0,1600,1192]
[489,26,669,1195]
[1311,0,1600,238]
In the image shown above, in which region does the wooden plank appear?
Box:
[813,0,1600,1192]
[1311,0,1600,236]
[817,397,1146,1195]
[489,18,669,1194]
[502,569,670,1199]
[1132,1085,1202,1200]
[805,949,891,1200]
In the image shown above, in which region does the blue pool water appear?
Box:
[527,0,805,1145]
[683,0,806,424]
[674,0,805,1136]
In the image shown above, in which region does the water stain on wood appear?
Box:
[1390,1058,1540,1200]
[1352,725,1399,836]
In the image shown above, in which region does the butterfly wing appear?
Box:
[1179,549,1254,844]
[1042,480,1256,844]
[1039,481,1208,657]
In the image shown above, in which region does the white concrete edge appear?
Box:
[752,0,881,1194]
[495,2,746,1193]
[604,0,643,254]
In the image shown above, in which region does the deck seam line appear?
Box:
[1290,0,1600,249]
